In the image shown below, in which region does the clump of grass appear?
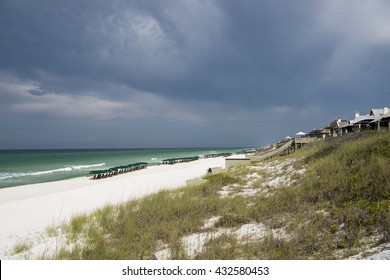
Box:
[197,234,239,260]
[13,241,32,255]
[204,172,244,188]
[46,226,59,237]
[244,236,302,260]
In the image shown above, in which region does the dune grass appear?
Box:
[12,241,32,255]
[54,131,390,259]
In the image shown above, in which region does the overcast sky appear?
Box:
[1,0,390,149]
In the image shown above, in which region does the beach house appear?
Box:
[306,129,326,139]
[369,107,390,131]
[340,111,373,135]
[323,119,349,137]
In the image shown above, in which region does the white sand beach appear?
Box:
[0,157,225,259]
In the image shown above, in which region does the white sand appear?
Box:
[0,157,225,259]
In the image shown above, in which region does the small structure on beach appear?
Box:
[204,153,232,158]
[161,156,200,165]
[225,154,251,168]
[89,162,148,179]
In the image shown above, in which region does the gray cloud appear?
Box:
[1,0,390,148]
[27,89,49,96]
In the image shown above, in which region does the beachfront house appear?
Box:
[306,129,326,139]
[323,119,349,137]
[369,107,390,131]
[378,111,390,131]
[340,111,374,135]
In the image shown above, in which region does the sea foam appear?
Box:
[70,163,106,170]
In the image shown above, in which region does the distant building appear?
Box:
[306,129,326,139]
[323,119,349,137]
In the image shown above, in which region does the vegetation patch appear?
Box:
[51,131,390,259]
[12,241,32,255]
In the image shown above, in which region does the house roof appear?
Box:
[307,129,325,135]
[382,111,390,119]
[370,108,386,117]
[350,114,374,124]
[340,122,353,128]
[326,119,349,129]
[371,111,390,123]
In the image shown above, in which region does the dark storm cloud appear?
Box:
[1,0,319,105]
[1,0,390,148]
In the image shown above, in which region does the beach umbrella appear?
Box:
[295,131,306,136]
[89,170,102,175]
[162,158,174,163]
[109,167,119,172]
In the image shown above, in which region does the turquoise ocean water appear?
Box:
[0,148,242,189]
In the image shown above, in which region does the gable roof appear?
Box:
[307,129,325,135]
[350,114,374,124]
[371,111,390,122]
[327,119,349,129]
[370,109,384,117]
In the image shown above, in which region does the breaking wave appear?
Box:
[0,163,106,180]
[70,163,106,170]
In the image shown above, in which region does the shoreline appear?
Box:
[0,147,241,189]
[0,157,225,259]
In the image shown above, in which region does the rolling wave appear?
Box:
[0,163,106,180]
[70,163,106,170]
